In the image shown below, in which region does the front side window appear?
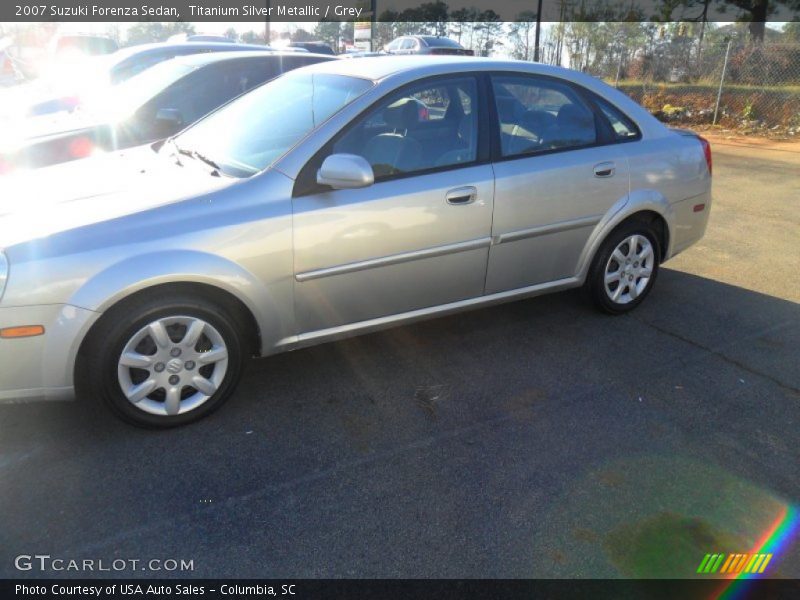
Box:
[170,72,373,177]
[331,77,479,179]
[493,75,597,157]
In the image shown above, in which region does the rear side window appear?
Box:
[492,75,597,157]
[593,96,640,141]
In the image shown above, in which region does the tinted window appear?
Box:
[333,77,478,179]
[594,96,640,140]
[492,75,597,157]
[145,60,280,127]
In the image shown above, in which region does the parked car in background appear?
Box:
[384,36,474,56]
[48,34,119,59]
[0,57,711,427]
[1,51,334,172]
[0,40,22,86]
[4,42,275,120]
[288,41,336,55]
[167,34,235,44]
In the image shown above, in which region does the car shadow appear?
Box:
[1,267,798,578]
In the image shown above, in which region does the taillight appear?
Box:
[698,135,712,175]
[68,136,94,158]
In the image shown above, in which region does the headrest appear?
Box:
[384,98,419,131]
[496,95,521,122]
[557,103,593,127]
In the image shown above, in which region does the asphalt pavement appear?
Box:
[1,143,798,579]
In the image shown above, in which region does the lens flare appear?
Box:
[712,504,800,600]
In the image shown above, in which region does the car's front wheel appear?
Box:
[586,220,661,314]
[81,293,244,428]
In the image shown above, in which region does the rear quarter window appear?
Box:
[593,96,640,141]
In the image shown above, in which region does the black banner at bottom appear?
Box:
[3,579,800,600]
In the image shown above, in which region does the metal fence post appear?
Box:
[713,40,732,125]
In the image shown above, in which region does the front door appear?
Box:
[292,75,494,333]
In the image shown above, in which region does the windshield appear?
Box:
[170,72,373,177]
[84,60,196,120]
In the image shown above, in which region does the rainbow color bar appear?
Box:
[697,553,773,574]
[711,503,800,600]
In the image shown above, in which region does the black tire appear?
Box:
[78,292,245,428]
[585,219,661,315]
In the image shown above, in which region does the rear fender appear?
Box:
[577,189,675,282]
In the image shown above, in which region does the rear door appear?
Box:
[486,73,632,293]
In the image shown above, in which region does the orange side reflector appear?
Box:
[0,325,45,339]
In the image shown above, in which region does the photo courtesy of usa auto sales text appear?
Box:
[15,584,299,596]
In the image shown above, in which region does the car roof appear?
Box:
[292,55,584,82]
[166,50,335,68]
[109,42,273,64]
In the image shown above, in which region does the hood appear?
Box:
[0,145,233,249]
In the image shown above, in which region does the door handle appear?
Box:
[446,186,477,205]
[593,162,615,178]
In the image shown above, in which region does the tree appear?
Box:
[784,20,800,41]
[473,10,503,57]
[124,22,195,46]
[417,1,449,37]
[313,21,343,49]
[291,28,314,42]
[240,30,266,45]
[508,11,538,61]
[223,27,239,42]
[449,8,478,45]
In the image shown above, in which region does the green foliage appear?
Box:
[223,27,238,42]
[124,22,195,46]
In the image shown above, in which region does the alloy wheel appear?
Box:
[603,234,655,305]
[116,316,229,416]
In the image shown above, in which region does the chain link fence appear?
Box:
[583,38,800,134]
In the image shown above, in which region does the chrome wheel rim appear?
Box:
[117,316,228,416]
[604,234,654,305]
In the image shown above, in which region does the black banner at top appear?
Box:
[3,0,799,22]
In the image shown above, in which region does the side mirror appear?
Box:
[155,108,184,129]
[317,153,374,190]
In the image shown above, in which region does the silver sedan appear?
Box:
[0,56,712,427]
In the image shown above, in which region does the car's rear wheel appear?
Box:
[586,220,661,314]
[81,294,244,428]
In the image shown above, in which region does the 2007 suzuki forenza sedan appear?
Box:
[0,56,712,427]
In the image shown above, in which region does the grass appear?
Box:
[610,79,800,94]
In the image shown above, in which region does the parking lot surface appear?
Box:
[1,144,798,578]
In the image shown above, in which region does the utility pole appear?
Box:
[713,40,732,125]
[533,0,543,62]
[264,0,271,45]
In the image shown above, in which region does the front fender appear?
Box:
[67,249,291,355]
[576,189,675,282]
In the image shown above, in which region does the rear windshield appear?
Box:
[422,38,463,48]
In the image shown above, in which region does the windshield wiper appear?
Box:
[178,148,222,173]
